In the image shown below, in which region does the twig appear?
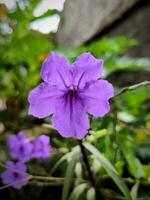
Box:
[0,176,32,190]
[0,184,13,190]
[31,175,65,182]
[0,174,87,190]
[0,161,88,190]
[118,120,150,136]
[112,80,150,99]
[31,175,86,182]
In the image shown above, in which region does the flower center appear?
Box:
[65,85,78,101]
[19,145,25,154]
[14,172,19,178]
[70,85,77,91]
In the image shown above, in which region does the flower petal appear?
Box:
[1,170,14,185]
[7,135,18,149]
[6,161,15,169]
[16,162,26,172]
[31,135,51,159]
[79,80,114,117]
[18,132,26,140]
[51,97,89,139]
[41,51,72,89]
[1,161,28,189]
[28,82,63,118]
[12,175,28,189]
[72,52,103,89]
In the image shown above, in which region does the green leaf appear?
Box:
[75,162,83,178]
[86,187,96,200]
[32,9,58,21]
[126,156,144,179]
[61,147,80,200]
[118,132,144,178]
[86,36,137,57]
[83,142,132,200]
[29,0,43,9]
[50,152,72,175]
[86,129,111,142]
[131,182,140,200]
[69,183,88,200]
[143,163,150,182]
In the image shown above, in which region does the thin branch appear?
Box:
[31,175,65,182]
[118,120,150,136]
[112,80,150,99]
[0,176,32,190]
[0,160,88,190]
[0,174,87,190]
[0,184,13,190]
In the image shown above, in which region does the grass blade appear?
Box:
[83,142,132,200]
[61,147,80,200]
[69,183,88,200]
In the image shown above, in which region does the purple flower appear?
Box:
[28,52,114,139]
[31,135,51,159]
[1,161,28,189]
[7,132,33,162]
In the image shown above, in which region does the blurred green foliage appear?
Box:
[0,0,150,200]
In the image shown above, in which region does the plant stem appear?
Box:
[79,140,95,186]
[79,140,106,200]
[31,175,65,182]
[112,80,150,99]
[112,107,119,164]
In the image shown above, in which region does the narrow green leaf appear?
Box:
[50,152,72,174]
[75,162,83,178]
[69,183,88,200]
[83,142,132,200]
[86,187,96,200]
[131,182,140,200]
[32,9,58,21]
[61,147,80,200]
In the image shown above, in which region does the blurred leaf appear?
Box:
[143,164,150,182]
[61,147,80,200]
[50,152,72,175]
[75,162,83,178]
[87,36,137,57]
[115,160,125,176]
[118,112,136,123]
[91,156,102,174]
[135,142,150,162]
[86,129,111,142]
[29,0,42,9]
[118,131,144,178]
[86,187,96,200]
[123,88,148,116]
[33,9,58,21]
[83,142,132,200]
[69,183,88,200]
[131,182,140,200]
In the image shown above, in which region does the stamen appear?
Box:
[70,85,77,91]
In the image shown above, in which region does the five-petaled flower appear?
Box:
[28,52,114,139]
[1,161,28,189]
[7,132,32,162]
[31,135,51,159]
